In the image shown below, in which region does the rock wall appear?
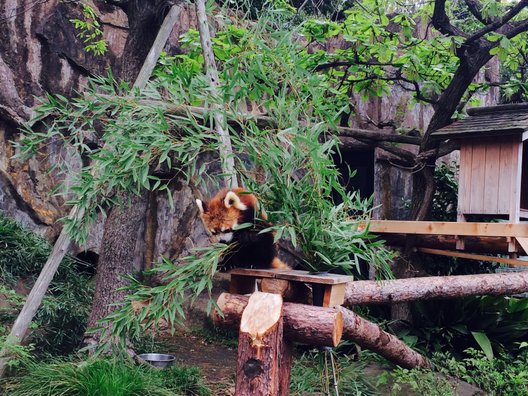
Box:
[0,1,209,269]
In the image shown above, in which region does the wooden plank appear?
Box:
[469,142,485,213]
[521,142,528,211]
[516,237,528,255]
[498,139,515,214]
[510,139,523,222]
[483,143,500,214]
[369,220,528,237]
[458,143,472,215]
[417,247,528,267]
[229,268,353,285]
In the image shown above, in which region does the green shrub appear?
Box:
[7,358,210,396]
[0,214,94,356]
[386,349,528,396]
[440,348,528,395]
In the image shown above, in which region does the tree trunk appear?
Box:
[397,46,495,324]
[84,0,172,345]
[86,191,148,333]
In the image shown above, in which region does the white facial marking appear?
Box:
[224,191,248,211]
[218,232,233,243]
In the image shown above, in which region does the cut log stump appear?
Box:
[235,292,289,396]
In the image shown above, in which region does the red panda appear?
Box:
[196,188,289,270]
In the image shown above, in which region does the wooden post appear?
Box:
[235,292,289,396]
[0,6,181,378]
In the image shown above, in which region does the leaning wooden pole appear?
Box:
[0,6,182,377]
[344,271,528,306]
[195,0,238,188]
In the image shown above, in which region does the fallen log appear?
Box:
[212,293,343,347]
[344,271,528,306]
[339,308,430,369]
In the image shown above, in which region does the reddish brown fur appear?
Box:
[198,188,289,270]
[200,188,264,234]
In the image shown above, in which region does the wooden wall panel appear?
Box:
[497,140,515,214]
[469,142,486,213]
[458,142,473,214]
[483,143,501,214]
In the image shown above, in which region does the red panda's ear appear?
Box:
[196,199,207,215]
[224,191,248,211]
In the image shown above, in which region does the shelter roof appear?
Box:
[431,103,528,140]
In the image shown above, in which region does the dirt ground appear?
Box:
[167,333,237,395]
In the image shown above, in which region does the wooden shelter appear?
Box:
[431,103,528,223]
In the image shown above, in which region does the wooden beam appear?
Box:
[212,293,344,347]
[229,268,353,285]
[380,233,522,255]
[132,5,182,89]
[417,247,528,267]
[369,220,528,237]
[195,0,237,188]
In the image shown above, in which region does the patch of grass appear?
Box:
[290,350,378,396]
[6,358,211,396]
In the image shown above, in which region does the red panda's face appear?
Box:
[196,189,253,243]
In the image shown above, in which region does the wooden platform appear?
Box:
[368,220,528,265]
[368,220,528,237]
[229,269,353,308]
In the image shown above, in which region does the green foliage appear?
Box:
[388,348,528,395]
[439,348,528,395]
[406,296,528,357]
[386,366,456,396]
[92,244,231,355]
[431,162,458,222]
[6,358,211,396]
[0,214,93,356]
[290,350,378,395]
[70,3,108,56]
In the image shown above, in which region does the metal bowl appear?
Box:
[138,353,176,369]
